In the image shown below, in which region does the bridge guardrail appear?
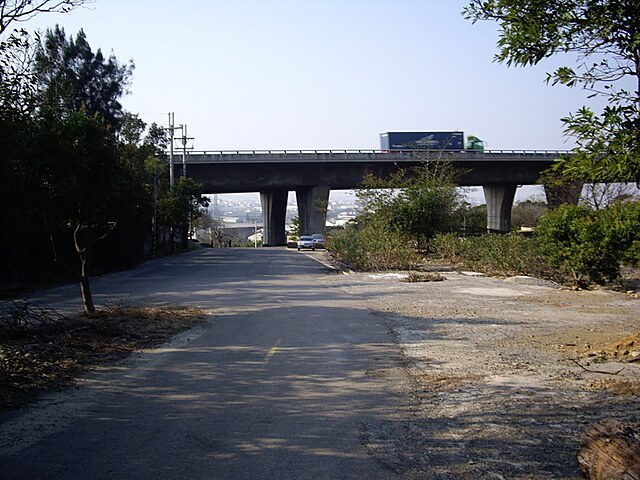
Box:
[174,149,571,163]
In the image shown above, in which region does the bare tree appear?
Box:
[581,183,639,211]
[194,212,230,247]
[0,0,91,35]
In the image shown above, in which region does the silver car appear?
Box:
[311,234,326,248]
[297,235,315,251]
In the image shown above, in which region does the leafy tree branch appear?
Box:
[464,0,640,185]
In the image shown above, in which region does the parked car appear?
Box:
[311,234,326,248]
[297,235,315,251]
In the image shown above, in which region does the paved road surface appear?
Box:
[0,249,405,479]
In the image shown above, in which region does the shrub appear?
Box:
[327,223,420,271]
[429,233,470,265]
[357,160,465,249]
[535,203,640,285]
[432,201,640,285]
[602,200,640,267]
[430,232,549,278]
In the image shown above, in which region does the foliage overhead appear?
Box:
[464,0,640,185]
[0,0,90,35]
[0,29,37,116]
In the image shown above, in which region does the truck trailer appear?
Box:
[380,131,465,151]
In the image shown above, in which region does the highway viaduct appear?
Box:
[173,149,570,246]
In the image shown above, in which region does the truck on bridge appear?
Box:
[380,131,484,152]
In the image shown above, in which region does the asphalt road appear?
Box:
[0,248,405,479]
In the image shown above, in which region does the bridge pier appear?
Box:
[260,190,288,246]
[483,184,517,232]
[296,185,330,236]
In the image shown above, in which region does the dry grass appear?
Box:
[0,305,207,413]
[403,272,446,283]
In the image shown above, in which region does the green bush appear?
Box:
[429,233,467,264]
[327,224,420,271]
[357,161,465,249]
[430,232,549,278]
[431,200,640,285]
[603,200,640,266]
[535,202,640,285]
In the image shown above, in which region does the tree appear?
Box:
[114,114,170,260]
[34,26,133,130]
[120,111,146,145]
[158,177,209,250]
[328,159,464,270]
[289,216,300,238]
[452,202,487,234]
[37,110,119,312]
[1,27,42,286]
[0,29,38,116]
[0,99,39,286]
[193,212,231,247]
[464,0,640,185]
[30,28,133,312]
[357,159,464,247]
[511,199,548,229]
[580,182,638,210]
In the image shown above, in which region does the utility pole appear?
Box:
[179,124,194,178]
[254,218,258,248]
[166,112,183,187]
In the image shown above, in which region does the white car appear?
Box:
[297,235,315,251]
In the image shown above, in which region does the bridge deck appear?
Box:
[170,149,571,194]
[180,150,569,164]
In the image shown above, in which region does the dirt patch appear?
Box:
[338,271,640,479]
[409,371,482,393]
[578,332,640,361]
[0,304,207,413]
[587,378,640,396]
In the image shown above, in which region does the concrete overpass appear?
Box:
[173,149,570,246]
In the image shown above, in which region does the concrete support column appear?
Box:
[483,184,517,233]
[295,185,330,236]
[260,190,288,246]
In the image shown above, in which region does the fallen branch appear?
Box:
[570,358,626,375]
[0,300,67,338]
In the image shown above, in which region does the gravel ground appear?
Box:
[333,270,640,479]
[2,254,638,479]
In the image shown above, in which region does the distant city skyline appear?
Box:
[212,185,548,209]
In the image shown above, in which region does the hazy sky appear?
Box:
[21,0,600,153]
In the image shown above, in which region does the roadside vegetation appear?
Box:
[328,162,640,289]
[0,3,209,311]
[331,0,640,292]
